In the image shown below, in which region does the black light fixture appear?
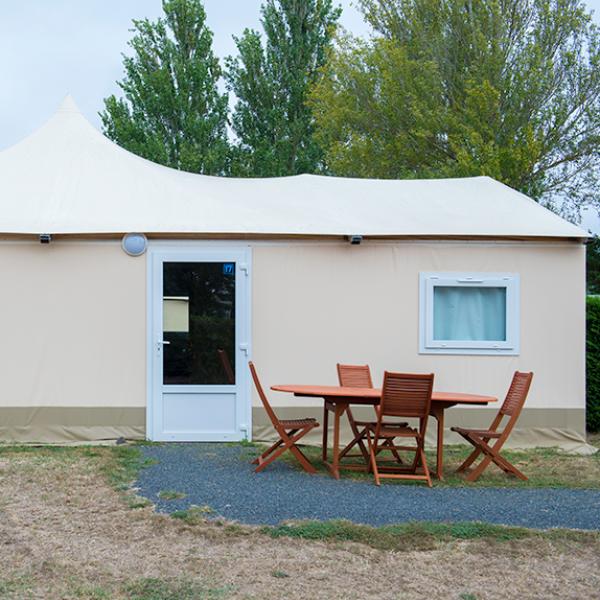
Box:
[349,234,363,245]
[39,233,52,244]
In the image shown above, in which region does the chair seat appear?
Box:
[451,426,502,438]
[354,420,408,428]
[364,422,419,437]
[280,418,318,429]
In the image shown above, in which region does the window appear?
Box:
[419,272,519,355]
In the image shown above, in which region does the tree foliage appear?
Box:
[310,0,600,217]
[225,0,341,177]
[100,0,229,174]
[588,236,600,295]
[587,295,600,431]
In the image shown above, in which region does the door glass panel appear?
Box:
[163,262,236,385]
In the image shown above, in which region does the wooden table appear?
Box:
[271,384,496,480]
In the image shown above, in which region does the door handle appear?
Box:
[156,339,171,353]
[239,343,248,355]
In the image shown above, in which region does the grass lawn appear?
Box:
[278,434,600,488]
[0,442,599,599]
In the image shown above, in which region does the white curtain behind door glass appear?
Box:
[433,286,507,341]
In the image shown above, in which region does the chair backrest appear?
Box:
[248,362,281,431]
[379,371,434,419]
[499,371,534,418]
[337,363,373,388]
[218,349,235,384]
[483,371,533,441]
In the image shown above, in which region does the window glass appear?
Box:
[419,272,519,355]
[433,286,507,341]
[163,262,236,385]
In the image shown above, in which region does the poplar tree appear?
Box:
[226,0,341,176]
[101,0,229,174]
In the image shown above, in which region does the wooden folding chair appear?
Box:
[248,362,319,474]
[335,364,374,462]
[451,371,533,482]
[364,371,434,487]
[336,364,404,465]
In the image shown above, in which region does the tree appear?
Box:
[100,0,229,174]
[310,0,600,218]
[225,0,341,177]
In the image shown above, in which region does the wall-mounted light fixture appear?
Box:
[39,233,52,244]
[348,234,363,245]
[121,233,148,257]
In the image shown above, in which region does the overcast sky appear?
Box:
[0,0,368,148]
[1,0,598,229]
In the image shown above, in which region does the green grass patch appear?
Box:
[0,443,157,514]
[98,445,157,491]
[171,505,215,524]
[0,575,36,599]
[0,443,156,490]
[125,578,231,600]
[0,576,233,600]
[127,497,153,510]
[70,582,112,599]
[271,570,290,578]
[158,489,187,501]
[263,519,599,552]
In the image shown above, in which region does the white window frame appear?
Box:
[419,272,520,355]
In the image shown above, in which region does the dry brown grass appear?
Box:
[0,446,599,599]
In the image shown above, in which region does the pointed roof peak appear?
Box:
[56,94,81,114]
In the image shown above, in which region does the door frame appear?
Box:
[145,241,252,441]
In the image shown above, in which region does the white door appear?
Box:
[148,246,251,441]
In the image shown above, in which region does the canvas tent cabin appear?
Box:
[0,97,589,451]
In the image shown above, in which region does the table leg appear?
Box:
[321,402,347,480]
[322,402,329,462]
[430,405,444,480]
[329,403,346,480]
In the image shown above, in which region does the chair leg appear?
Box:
[464,437,528,482]
[338,430,368,460]
[465,454,494,482]
[491,453,528,481]
[418,444,432,488]
[382,438,404,464]
[409,444,420,472]
[289,442,317,474]
[255,440,295,473]
[254,427,317,474]
[252,439,285,464]
[456,446,482,472]
[365,430,380,486]
[476,446,527,481]
[339,407,370,462]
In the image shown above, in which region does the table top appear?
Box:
[271,384,496,406]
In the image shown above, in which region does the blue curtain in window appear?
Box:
[433,286,507,341]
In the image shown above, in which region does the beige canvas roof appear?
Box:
[0,96,587,239]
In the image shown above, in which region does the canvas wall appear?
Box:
[251,240,588,452]
[0,241,146,441]
[0,238,587,451]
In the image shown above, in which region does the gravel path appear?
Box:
[136,443,600,530]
